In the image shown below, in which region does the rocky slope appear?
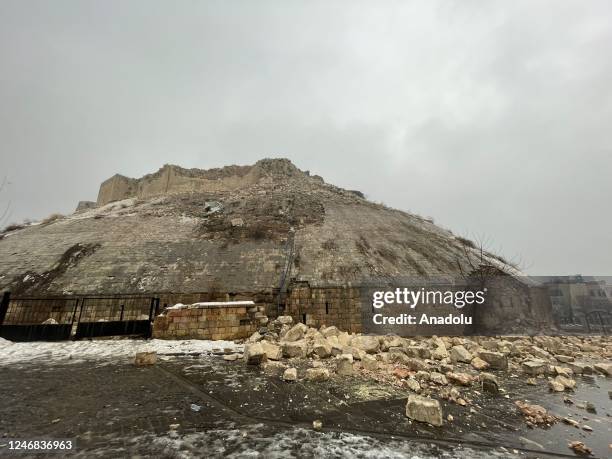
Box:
[0,159,514,295]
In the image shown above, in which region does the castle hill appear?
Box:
[1,159,610,458]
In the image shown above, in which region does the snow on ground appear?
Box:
[123,425,507,459]
[0,338,242,366]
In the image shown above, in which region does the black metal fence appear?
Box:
[0,292,160,342]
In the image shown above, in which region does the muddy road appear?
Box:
[0,347,609,458]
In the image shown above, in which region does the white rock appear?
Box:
[244,343,267,365]
[282,367,298,382]
[405,394,443,426]
[134,351,157,366]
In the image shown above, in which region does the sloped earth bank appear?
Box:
[0,341,610,458]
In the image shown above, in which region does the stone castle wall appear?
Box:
[152,303,266,340]
[283,284,363,333]
[96,164,262,206]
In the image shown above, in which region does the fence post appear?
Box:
[0,291,10,326]
[148,297,156,322]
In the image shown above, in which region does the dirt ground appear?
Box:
[1,348,609,458]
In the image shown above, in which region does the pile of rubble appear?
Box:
[231,316,612,428]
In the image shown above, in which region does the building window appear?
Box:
[325,302,329,314]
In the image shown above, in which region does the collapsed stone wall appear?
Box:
[473,275,555,334]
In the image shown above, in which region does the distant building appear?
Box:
[539,275,612,328]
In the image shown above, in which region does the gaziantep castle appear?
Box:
[0,159,553,338]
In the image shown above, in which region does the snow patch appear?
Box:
[0,339,242,367]
[167,301,255,310]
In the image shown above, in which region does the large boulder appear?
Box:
[341,346,365,360]
[449,345,472,363]
[283,367,298,382]
[321,326,340,338]
[432,345,449,361]
[283,323,308,342]
[405,395,443,426]
[404,346,431,360]
[246,331,263,343]
[553,375,576,390]
[352,335,380,354]
[337,354,354,376]
[446,372,473,386]
[244,343,267,365]
[594,363,612,376]
[567,361,594,375]
[312,339,332,358]
[522,359,548,376]
[478,351,508,370]
[429,372,448,385]
[282,340,308,358]
[361,354,379,371]
[337,332,352,347]
[260,341,282,361]
[381,335,404,351]
[305,368,331,382]
[471,357,490,370]
[134,351,157,366]
[277,316,294,325]
[480,373,499,394]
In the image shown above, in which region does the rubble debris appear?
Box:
[304,368,329,382]
[446,371,473,386]
[521,359,547,376]
[567,440,592,455]
[277,315,294,325]
[430,372,448,385]
[514,401,557,427]
[223,353,240,361]
[312,420,323,431]
[478,351,508,370]
[471,357,490,370]
[134,351,157,366]
[282,340,307,358]
[594,363,611,376]
[282,368,297,382]
[361,354,379,371]
[449,345,472,363]
[312,339,332,358]
[351,335,380,354]
[405,394,443,427]
[260,341,282,361]
[283,323,308,342]
[549,375,576,391]
[405,378,421,392]
[336,354,354,376]
[549,379,565,392]
[480,373,499,394]
[244,343,267,365]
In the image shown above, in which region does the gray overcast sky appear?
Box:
[0,1,611,275]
